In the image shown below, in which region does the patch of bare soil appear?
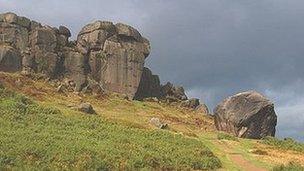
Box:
[215,140,267,171]
[230,154,267,171]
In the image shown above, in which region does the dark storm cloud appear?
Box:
[1,0,303,141]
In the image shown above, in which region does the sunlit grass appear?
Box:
[262,136,304,152]
[0,88,221,170]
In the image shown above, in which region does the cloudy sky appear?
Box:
[1,0,303,141]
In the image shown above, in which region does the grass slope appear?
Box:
[273,162,304,171]
[262,136,304,153]
[1,72,304,170]
[0,87,221,170]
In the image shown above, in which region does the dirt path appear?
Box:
[230,153,267,171]
[213,140,267,171]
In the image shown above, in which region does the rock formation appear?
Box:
[133,67,211,111]
[0,12,194,104]
[134,67,161,100]
[0,13,278,138]
[214,91,277,139]
[133,67,190,102]
[77,21,150,98]
[0,12,150,98]
[0,12,70,78]
[160,82,188,102]
[0,45,22,72]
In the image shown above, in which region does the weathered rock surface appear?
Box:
[0,12,69,78]
[0,12,191,103]
[160,82,188,102]
[77,21,150,98]
[0,12,150,98]
[0,45,22,72]
[134,67,202,108]
[134,67,161,100]
[214,91,277,139]
[76,102,95,114]
[150,117,168,129]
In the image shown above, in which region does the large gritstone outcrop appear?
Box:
[214,91,277,139]
[0,12,70,78]
[77,21,150,98]
[0,12,150,98]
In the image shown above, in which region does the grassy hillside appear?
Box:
[0,72,303,170]
[0,87,221,170]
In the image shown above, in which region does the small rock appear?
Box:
[77,102,95,114]
[56,84,64,93]
[180,98,200,109]
[81,85,90,94]
[150,117,168,129]
[15,79,22,88]
[143,97,159,102]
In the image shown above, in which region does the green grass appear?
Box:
[272,162,304,171]
[200,133,273,170]
[217,132,239,141]
[262,136,304,152]
[200,133,242,170]
[0,88,221,170]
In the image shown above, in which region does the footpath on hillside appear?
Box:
[200,133,268,171]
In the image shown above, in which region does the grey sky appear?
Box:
[1,0,303,141]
